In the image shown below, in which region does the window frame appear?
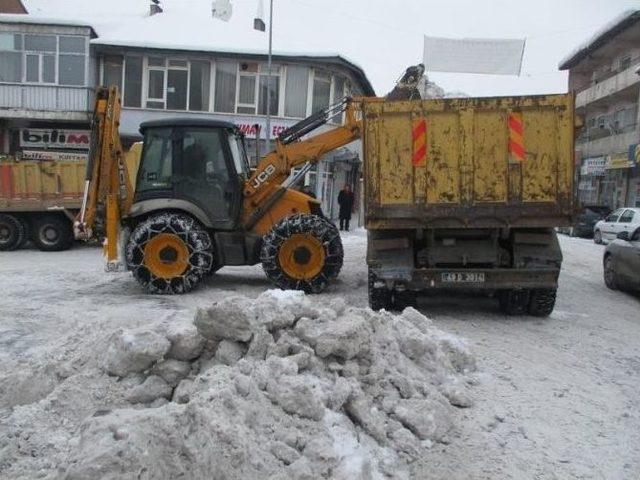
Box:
[619,209,635,224]
[18,33,87,86]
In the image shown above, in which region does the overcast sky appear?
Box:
[21,0,640,96]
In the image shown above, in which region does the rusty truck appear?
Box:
[362,94,576,316]
[0,145,140,252]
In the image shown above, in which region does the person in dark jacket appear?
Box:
[337,184,354,231]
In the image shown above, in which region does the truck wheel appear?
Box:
[32,215,73,252]
[368,268,392,310]
[498,289,530,315]
[528,288,557,317]
[261,214,343,294]
[0,213,25,251]
[126,213,213,294]
[393,290,417,311]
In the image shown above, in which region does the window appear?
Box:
[330,76,345,123]
[24,35,56,84]
[619,55,631,71]
[613,109,625,130]
[0,33,22,82]
[146,56,166,109]
[237,62,258,114]
[619,210,635,223]
[214,61,236,113]
[1,33,87,85]
[59,54,84,85]
[124,56,143,107]
[596,115,606,129]
[167,60,188,111]
[24,34,56,52]
[312,69,331,113]
[606,209,624,222]
[189,60,210,111]
[58,35,86,85]
[258,71,279,116]
[138,127,174,192]
[103,55,123,91]
[284,65,308,118]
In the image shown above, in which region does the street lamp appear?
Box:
[254,0,273,157]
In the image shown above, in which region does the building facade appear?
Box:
[0,13,374,220]
[560,10,640,209]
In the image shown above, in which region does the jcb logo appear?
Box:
[252,164,276,189]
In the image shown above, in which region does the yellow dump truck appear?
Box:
[0,157,85,251]
[0,145,141,251]
[362,94,576,316]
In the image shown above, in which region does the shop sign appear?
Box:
[580,156,606,176]
[606,152,635,170]
[20,128,90,150]
[578,180,595,191]
[234,121,288,140]
[21,150,88,162]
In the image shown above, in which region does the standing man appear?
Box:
[337,184,354,231]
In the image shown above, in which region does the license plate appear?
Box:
[441,272,486,283]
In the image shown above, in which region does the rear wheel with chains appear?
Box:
[261,214,343,293]
[126,213,213,294]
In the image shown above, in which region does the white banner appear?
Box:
[423,36,525,75]
[20,128,90,150]
[21,150,88,162]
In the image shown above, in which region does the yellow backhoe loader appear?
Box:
[75,65,422,294]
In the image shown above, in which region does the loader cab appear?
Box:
[134,119,249,230]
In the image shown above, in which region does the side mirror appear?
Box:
[616,231,630,241]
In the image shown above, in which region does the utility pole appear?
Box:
[264,0,274,157]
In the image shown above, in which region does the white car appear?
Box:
[594,207,640,244]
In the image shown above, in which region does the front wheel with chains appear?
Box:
[261,214,343,293]
[126,213,213,294]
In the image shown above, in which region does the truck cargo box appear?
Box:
[361,94,575,229]
[0,159,85,212]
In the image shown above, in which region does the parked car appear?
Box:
[558,205,610,238]
[603,227,640,291]
[593,207,640,244]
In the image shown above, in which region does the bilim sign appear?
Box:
[20,128,90,150]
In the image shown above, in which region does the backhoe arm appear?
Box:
[75,86,133,267]
[243,99,361,208]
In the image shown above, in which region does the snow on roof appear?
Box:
[0,13,95,32]
[8,0,375,95]
[558,9,640,70]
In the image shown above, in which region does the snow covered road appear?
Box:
[0,231,639,479]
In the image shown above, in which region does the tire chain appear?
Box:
[261,214,343,293]
[126,213,213,294]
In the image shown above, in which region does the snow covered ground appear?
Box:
[0,231,639,479]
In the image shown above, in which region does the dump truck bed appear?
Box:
[361,94,575,229]
[0,159,85,212]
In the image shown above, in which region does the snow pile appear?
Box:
[0,290,475,479]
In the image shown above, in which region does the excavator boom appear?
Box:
[75,86,133,268]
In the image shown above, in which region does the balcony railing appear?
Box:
[575,61,640,108]
[0,83,94,117]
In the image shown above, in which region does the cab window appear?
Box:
[137,127,173,192]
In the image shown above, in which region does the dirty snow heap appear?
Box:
[0,290,476,479]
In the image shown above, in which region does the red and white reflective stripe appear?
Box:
[508,112,525,162]
[412,118,427,167]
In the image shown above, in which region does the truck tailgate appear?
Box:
[361,94,575,229]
